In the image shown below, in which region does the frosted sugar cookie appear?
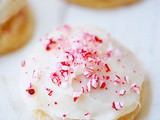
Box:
[21,25,144,120]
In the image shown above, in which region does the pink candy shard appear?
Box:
[112,101,124,110]
[100,80,106,89]
[21,60,26,67]
[124,75,129,84]
[84,113,90,120]
[131,83,140,94]
[91,74,99,89]
[118,89,126,96]
[73,91,82,102]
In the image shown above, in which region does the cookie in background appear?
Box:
[0,0,34,55]
[66,0,139,9]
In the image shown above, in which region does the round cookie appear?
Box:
[66,0,139,9]
[0,6,34,55]
[0,0,26,24]
[20,25,144,120]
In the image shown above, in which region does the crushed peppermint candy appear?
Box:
[86,80,91,92]
[124,75,129,84]
[45,39,56,51]
[21,60,26,67]
[73,91,82,102]
[112,101,124,110]
[131,83,140,94]
[114,75,121,86]
[116,89,126,96]
[106,50,112,57]
[100,80,106,89]
[84,113,90,120]
[84,71,92,78]
[45,88,53,96]
[83,32,95,41]
[62,114,67,119]
[26,88,35,95]
[91,74,99,89]
[95,36,103,43]
[54,102,58,105]
[105,64,111,72]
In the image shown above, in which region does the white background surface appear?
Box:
[0,0,160,119]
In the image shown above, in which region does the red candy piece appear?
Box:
[26,88,35,95]
[95,36,103,43]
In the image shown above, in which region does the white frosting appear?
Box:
[0,0,26,24]
[20,25,144,120]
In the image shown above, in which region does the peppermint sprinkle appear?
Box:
[95,36,103,43]
[131,83,140,94]
[84,71,92,78]
[62,114,67,119]
[84,113,90,120]
[118,89,126,96]
[91,74,99,89]
[100,80,106,89]
[106,76,110,80]
[124,75,129,84]
[86,80,91,92]
[105,64,111,72]
[65,52,75,62]
[73,91,82,102]
[21,60,26,67]
[106,50,112,57]
[26,88,35,95]
[86,67,94,73]
[88,57,94,62]
[45,39,56,51]
[112,101,123,110]
[45,88,53,96]
[114,75,121,86]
